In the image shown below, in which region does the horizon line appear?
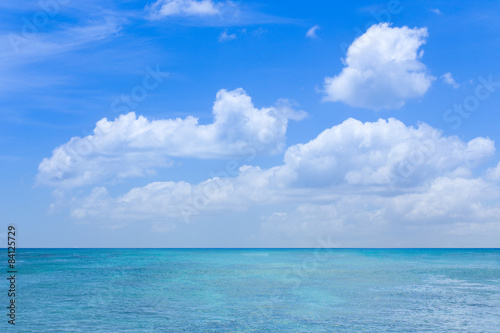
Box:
[6,247,500,250]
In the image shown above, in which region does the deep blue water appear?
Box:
[4,249,500,332]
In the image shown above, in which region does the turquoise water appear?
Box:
[6,249,500,332]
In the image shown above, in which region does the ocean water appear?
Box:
[7,249,500,332]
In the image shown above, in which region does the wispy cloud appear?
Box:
[0,17,123,92]
[218,29,237,42]
[441,72,460,89]
[147,0,235,20]
[3,18,122,58]
[145,0,292,26]
[147,0,221,18]
[306,25,320,39]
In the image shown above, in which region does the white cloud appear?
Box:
[323,23,435,110]
[441,72,460,89]
[3,18,122,58]
[261,176,500,247]
[218,29,237,42]
[0,17,128,94]
[430,8,442,15]
[68,162,284,228]
[400,177,499,221]
[486,162,500,181]
[37,88,305,188]
[148,0,221,19]
[274,118,494,188]
[306,25,320,39]
[68,117,497,240]
[145,0,287,26]
[253,27,267,36]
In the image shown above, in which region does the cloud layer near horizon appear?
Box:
[324,23,434,109]
[66,117,499,244]
[37,88,305,187]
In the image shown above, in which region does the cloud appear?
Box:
[218,29,236,42]
[323,23,435,110]
[261,176,500,247]
[0,17,124,94]
[68,117,497,238]
[486,162,500,181]
[430,8,442,15]
[252,27,267,36]
[306,25,320,39]
[145,0,290,26]
[441,72,460,89]
[4,18,122,57]
[37,88,306,188]
[274,118,493,188]
[147,0,221,18]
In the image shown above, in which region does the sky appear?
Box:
[1,0,500,248]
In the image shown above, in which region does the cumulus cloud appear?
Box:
[306,25,320,39]
[147,0,221,19]
[68,117,497,235]
[486,162,500,181]
[261,176,500,247]
[441,72,460,89]
[37,88,305,188]
[323,23,435,109]
[70,166,268,222]
[273,118,494,188]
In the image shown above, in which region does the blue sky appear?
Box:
[1,0,500,247]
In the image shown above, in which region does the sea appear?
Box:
[6,249,500,332]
